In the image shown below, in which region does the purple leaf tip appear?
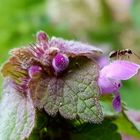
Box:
[52,53,69,73]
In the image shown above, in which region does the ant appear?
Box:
[109,49,140,60]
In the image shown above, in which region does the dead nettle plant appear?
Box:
[0,31,140,140]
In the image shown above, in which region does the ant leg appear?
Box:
[127,54,130,60]
[117,51,119,60]
[133,52,140,60]
[120,56,123,60]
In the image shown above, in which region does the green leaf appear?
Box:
[120,80,140,110]
[28,110,49,140]
[100,96,140,138]
[124,109,140,131]
[71,119,122,140]
[60,61,103,123]
[114,111,140,138]
[29,60,103,123]
[0,78,35,140]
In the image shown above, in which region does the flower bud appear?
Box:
[36,31,49,42]
[28,65,42,78]
[52,53,69,73]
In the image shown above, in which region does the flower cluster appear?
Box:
[1,30,140,116]
[1,31,106,124]
[1,31,102,94]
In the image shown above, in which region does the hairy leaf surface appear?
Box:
[29,60,103,123]
[0,78,35,140]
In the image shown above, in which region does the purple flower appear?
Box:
[98,59,140,112]
[97,56,110,69]
[52,53,69,73]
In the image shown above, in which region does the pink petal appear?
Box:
[112,92,122,112]
[97,56,109,69]
[49,37,103,58]
[100,60,140,80]
[98,76,121,94]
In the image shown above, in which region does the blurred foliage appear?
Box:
[71,119,121,140]
[121,79,140,110]
[28,111,121,140]
[131,0,140,29]
[0,0,73,65]
[114,112,140,138]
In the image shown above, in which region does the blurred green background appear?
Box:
[0,0,140,112]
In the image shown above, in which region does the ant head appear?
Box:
[109,50,117,58]
[126,49,132,54]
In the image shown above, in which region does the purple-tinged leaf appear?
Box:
[1,57,28,80]
[1,57,19,77]
[49,37,103,58]
[0,78,35,140]
[10,47,35,69]
[29,76,64,115]
[29,60,103,123]
[100,60,140,80]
